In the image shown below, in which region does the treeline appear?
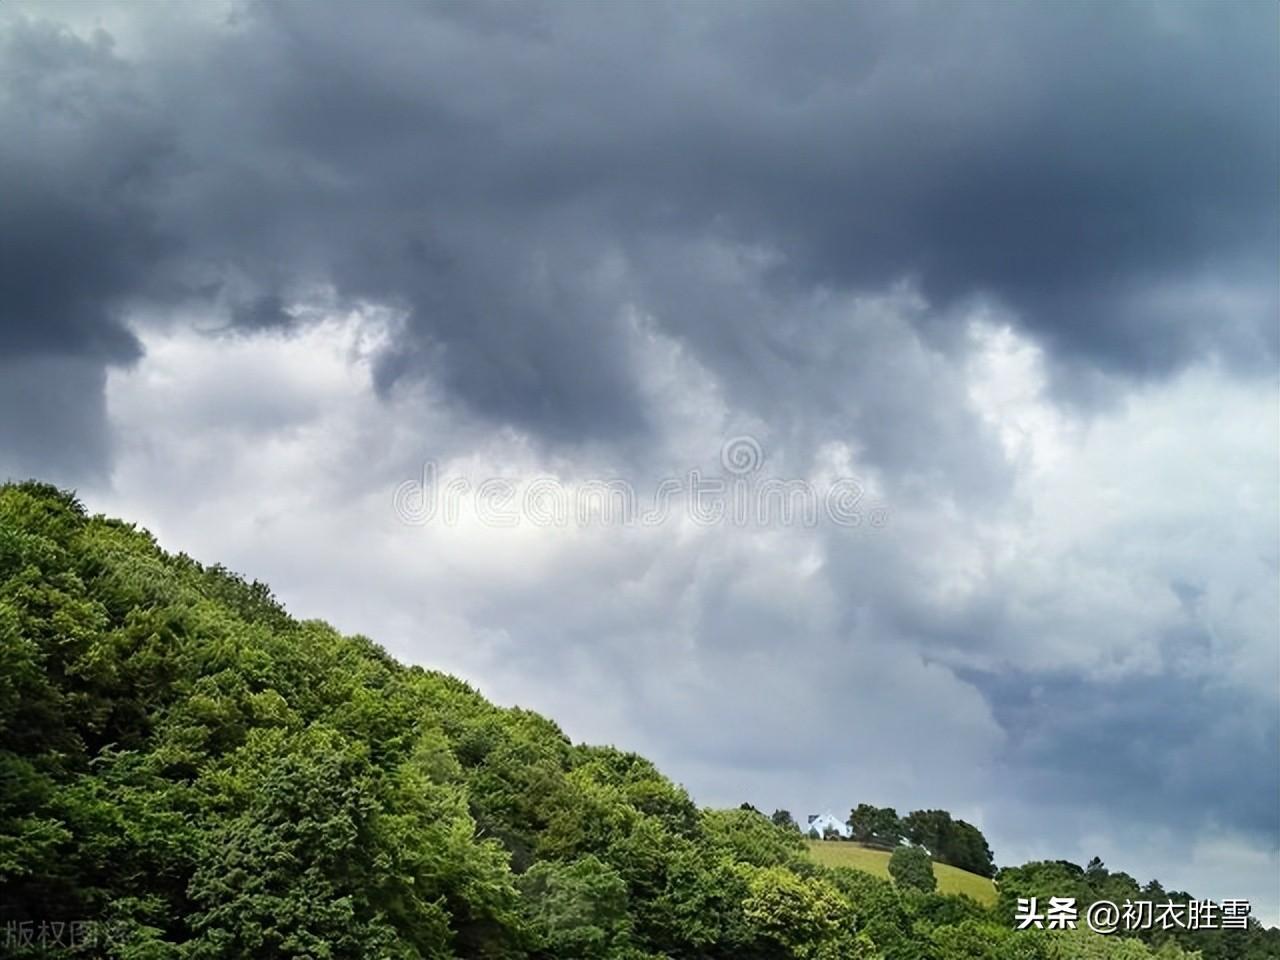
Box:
[852,805,996,879]
[0,482,1274,959]
[998,859,1280,960]
[771,803,996,879]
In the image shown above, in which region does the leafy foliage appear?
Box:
[998,859,1280,960]
[887,845,936,894]
[846,804,995,879]
[771,809,798,832]
[848,804,902,848]
[0,483,1264,959]
[901,809,995,878]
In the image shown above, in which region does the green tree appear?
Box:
[901,809,995,878]
[517,855,633,959]
[702,807,808,869]
[849,803,902,847]
[888,844,936,894]
[740,864,877,960]
[771,808,798,831]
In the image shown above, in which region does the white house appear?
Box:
[804,813,851,839]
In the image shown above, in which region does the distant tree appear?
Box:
[848,803,901,847]
[946,819,995,878]
[902,809,995,877]
[770,808,798,831]
[902,809,947,852]
[888,844,936,893]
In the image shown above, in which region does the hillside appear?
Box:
[805,841,997,907]
[0,482,1268,959]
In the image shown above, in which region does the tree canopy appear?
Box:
[887,845,936,894]
[0,482,1269,959]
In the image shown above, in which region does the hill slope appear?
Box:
[0,483,1235,959]
[805,841,997,906]
[0,482,882,959]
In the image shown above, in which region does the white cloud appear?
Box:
[919,320,1280,689]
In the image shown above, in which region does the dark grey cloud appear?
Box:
[0,354,110,484]
[0,17,173,478]
[964,666,1280,849]
[0,18,180,360]
[2,0,1276,481]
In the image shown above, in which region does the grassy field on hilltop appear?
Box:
[805,840,998,906]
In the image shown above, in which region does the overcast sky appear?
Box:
[2,0,1277,923]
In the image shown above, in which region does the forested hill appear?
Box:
[0,482,1275,959]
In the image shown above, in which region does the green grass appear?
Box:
[805,840,998,907]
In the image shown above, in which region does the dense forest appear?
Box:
[1,482,1276,959]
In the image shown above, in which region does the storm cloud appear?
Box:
[3,0,1277,458]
